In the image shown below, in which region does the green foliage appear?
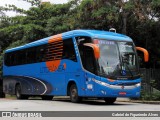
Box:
[140,90,160,101]
[4,40,26,51]
[138,79,160,101]
[140,90,151,100]
[45,15,69,35]
[21,0,41,6]
[0,0,160,74]
[23,24,45,42]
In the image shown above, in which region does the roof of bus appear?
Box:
[6,29,132,53]
[64,30,132,41]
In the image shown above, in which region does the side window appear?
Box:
[4,44,47,66]
[4,53,8,66]
[75,36,96,74]
[10,53,14,66]
[26,47,36,63]
[75,36,92,63]
[4,53,12,66]
[10,52,18,66]
[63,38,77,62]
[75,36,92,45]
[84,47,95,73]
[18,50,26,65]
[36,45,47,62]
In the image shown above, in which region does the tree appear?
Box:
[0,0,160,68]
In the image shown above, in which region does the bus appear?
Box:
[3,30,149,104]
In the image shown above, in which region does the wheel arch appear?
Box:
[15,82,22,94]
[67,80,77,96]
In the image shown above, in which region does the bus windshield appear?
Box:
[94,40,139,79]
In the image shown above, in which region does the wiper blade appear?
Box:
[125,63,134,79]
[121,55,134,79]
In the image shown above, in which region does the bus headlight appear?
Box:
[92,78,110,87]
[135,83,141,87]
[92,78,141,89]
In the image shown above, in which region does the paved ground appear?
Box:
[0,97,159,120]
[0,98,159,111]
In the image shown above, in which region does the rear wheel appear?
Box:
[104,97,117,104]
[41,96,53,100]
[70,84,81,103]
[15,84,28,99]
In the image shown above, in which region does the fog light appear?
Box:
[135,83,141,87]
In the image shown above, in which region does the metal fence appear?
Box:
[140,68,160,94]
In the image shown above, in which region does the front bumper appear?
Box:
[92,78,141,98]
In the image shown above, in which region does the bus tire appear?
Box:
[69,84,81,103]
[104,97,117,104]
[15,84,28,100]
[41,96,53,100]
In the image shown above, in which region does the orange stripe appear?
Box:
[48,48,63,51]
[49,42,63,45]
[48,34,62,43]
[46,34,62,72]
[48,44,63,48]
[46,56,62,58]
[46,52,63,56]
[51,46,63,49]
[49,40,63,44]
[45,55,62,59]
[108,78,115,82]
[47,45,63,49]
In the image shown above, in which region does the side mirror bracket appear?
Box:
[83,43,100,59]
[136,47,149,62]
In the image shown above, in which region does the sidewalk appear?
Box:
[116,98,160,104]
[53,96,160,104]
[130,100,160,104]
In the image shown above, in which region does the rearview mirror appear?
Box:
[136,47,149,62]
[84,43,100,59]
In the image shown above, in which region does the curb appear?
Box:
[114,98,160,104]
[116,98,160,104]
[129,100,160,104]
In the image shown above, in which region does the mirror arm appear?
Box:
[84,43,100,59]
[136,47,149,62]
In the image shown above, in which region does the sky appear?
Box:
[0,0,69,16]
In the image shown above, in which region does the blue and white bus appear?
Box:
[3,30,148,104]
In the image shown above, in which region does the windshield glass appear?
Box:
[94,39,139,79]
[118,42,138,77]
[96,40,121,77]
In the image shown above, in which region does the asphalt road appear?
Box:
[0,97,159,120]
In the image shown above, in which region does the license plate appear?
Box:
[119,92,126,95]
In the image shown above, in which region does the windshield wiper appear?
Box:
[121,55,134,79]
[124,63,134,79]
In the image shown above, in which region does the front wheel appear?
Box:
[70,84,81,103]
[15,84,28,99]
[104,97,117,104]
